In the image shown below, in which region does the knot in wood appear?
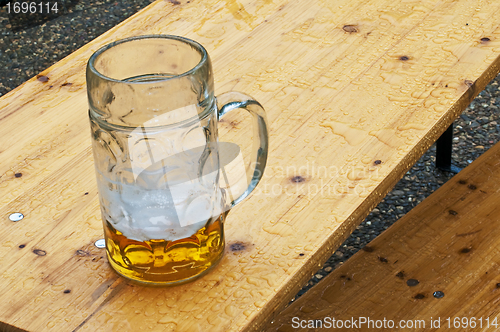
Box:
[290,176,306,183]
[229,242,247,252]
[33,249,47,256]
[343,25,359,33]
[37,75,49,83]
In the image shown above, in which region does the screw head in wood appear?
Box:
[94,239,106,248]
[433,291,444,298]
[9,213,24,222]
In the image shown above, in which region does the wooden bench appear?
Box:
[267,141,500,331]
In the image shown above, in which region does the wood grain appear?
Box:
[266,141,500,332]
[0,0,499,331]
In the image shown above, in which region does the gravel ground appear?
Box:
[1,0,499,300]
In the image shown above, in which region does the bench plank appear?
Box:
[267,142,500,331]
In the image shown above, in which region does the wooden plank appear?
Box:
[266,142,500,332]
[0,0,499,331]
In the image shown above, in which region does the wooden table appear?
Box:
[0,0,499,331]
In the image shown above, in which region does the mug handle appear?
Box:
[216,91,269,208]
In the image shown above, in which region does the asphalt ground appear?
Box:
[1,0,499,300]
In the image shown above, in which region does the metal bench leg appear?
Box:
[436,123,462,173]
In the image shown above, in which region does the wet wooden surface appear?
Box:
[266,141,500,332]
[0,0,500,331]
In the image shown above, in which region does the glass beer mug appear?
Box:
[86,35,268,285]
